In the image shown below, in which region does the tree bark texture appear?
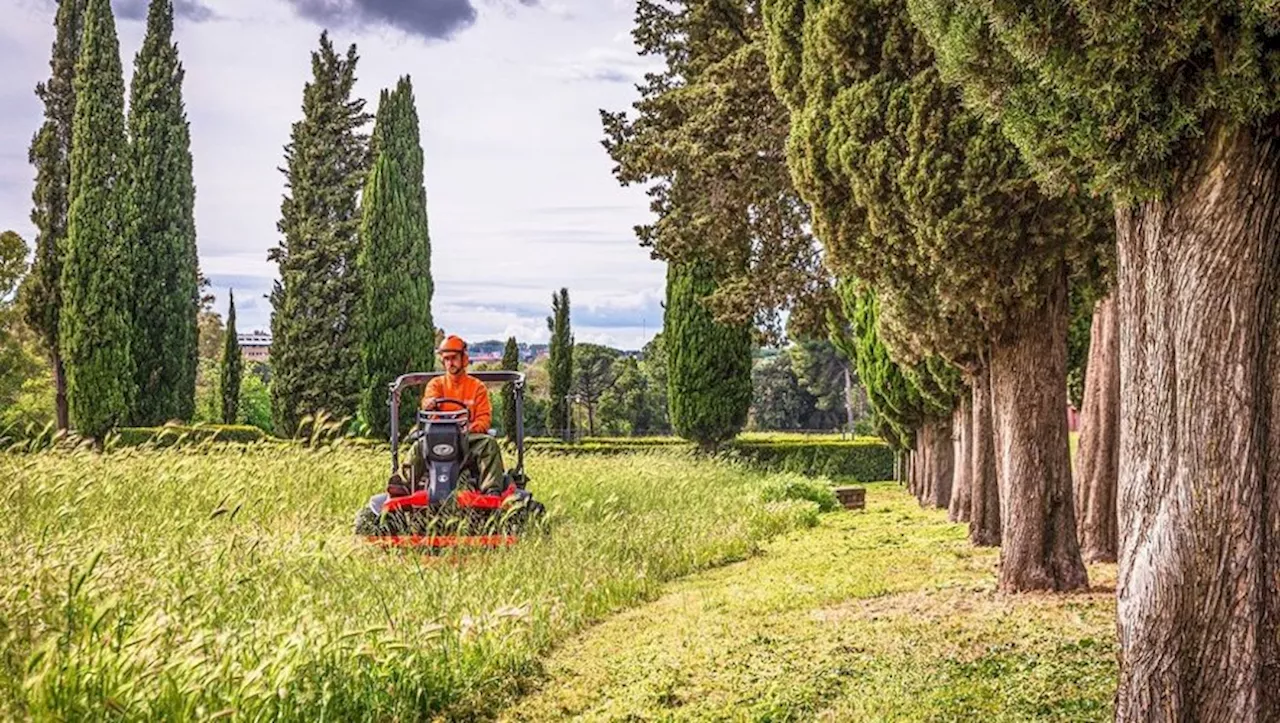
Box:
[1074,294,1119,563]
[990,268,1088,592]
[1114,124,1280,723]
[969,364,1001,547]
[920,425,934,506]
[928,417,953,510]
[949,397,972,523]
[53,354,68,431]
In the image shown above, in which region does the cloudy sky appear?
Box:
[1,0,667,349]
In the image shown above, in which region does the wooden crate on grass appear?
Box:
[833,485,865,510]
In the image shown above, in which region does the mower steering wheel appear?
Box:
[423,397,470,420]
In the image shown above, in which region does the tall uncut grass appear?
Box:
[0,442,819,721]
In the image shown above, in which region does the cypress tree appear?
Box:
[545,288,573,438]
[763,0,1109,592]
[60,0,133,439]
[602,0,827,342]
[665,259,752,449]
[909,1,1280,713]
[124,0,199,425]
[357,77,434,439]
[22,0,85,431]
[269,32,371,437]
[501,336,518,442]
[219,290,241,424]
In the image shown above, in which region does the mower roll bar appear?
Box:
[387,371,526,477]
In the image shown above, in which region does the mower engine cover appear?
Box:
[423,418,468,501]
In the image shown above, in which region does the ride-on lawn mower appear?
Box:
[354,370,546,549]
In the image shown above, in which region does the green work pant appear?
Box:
[403,432,506,494]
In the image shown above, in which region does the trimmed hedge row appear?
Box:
[526,435,895,482]
[726,439,894,481]
[112,425,268,447]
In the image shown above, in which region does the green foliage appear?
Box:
[1,448,816,719]
[0,231,25,300]
[750,353,839,431]
[269,31,371,436]
[21,0,84,407]
[59,0,133,439]
[759,473,841,512]
[501,336,519,442]
[236,373,272,433]
[572,342,621,435]
[357,76,434,439]
[602,0,828,340]
[762,0,1110,369]
[789,339,852,423]
[1,233,45,428]
[730,437,895,481]
[666,259,753,448]
[546,288,573,437]
[124,0,199,426]
[598,357,669,436]
[219,290,242,424]
[908,1,1280,202]
[828,282,934,450]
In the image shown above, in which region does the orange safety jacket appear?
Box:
[422,372,492,434]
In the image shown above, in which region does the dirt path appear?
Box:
[498,482,1117,722]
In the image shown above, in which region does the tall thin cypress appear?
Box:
[60,0,133,439]
[22,0,85,431]
[269,32,371,436]
[501,336,518,442]
[545,288,573,439]
[125,0,199,425]
[357,77,434,438]
[219,290,241,424]
[665,259,751,450]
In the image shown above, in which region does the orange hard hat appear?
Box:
[437,335,468,355]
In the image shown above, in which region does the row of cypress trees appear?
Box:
[268,35,435,439]
[23,0,200,439]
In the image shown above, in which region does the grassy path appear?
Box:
[501,481,1118,722]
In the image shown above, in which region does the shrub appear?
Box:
[759,473,840,512]
[111,424,267,447]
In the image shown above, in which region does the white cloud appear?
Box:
[1,0,663,350]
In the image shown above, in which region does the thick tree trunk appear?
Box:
[53,353,68,431]
[949,398,972,523]
[919,424,934,506]
[1074,295,1119,563]
[844,368,855,434]
[928,418,953,509]
[907,449,918,496]
[969,364,1001,547]
[1114,124,1280,722]
[989,267,1088,592]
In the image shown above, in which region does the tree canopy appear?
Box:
[268,32,371,436]
[603,0,829,341]
[60,0,133,439]
[124,0,199,425]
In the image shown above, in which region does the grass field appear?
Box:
[504,481,1118,722]
[0,444,823,721]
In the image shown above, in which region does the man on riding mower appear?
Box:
[395,335,506,495]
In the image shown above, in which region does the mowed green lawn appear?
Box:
[503,481,1118,722]
[0,444,821,721]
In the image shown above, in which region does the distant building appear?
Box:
[239,332,272,363]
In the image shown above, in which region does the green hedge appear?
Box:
[111,424,268,447]
[525,435,894,481]
[726,439,894,481]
